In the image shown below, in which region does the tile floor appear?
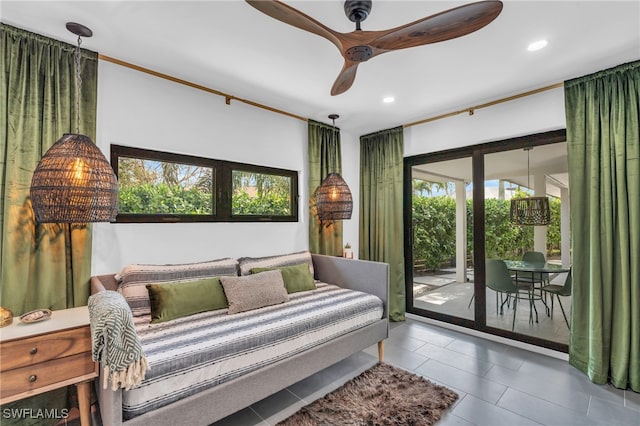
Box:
[212,319,639,426]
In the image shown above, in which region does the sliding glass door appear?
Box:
[409,157,473,323]
[484,144,570,345]
[405,130,570,351]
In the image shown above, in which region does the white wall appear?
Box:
[92,61,309,274]
[403,87,567,157]
[339,129,360,257]
[92,62,567,274]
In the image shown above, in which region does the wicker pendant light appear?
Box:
[510,147,550,226]
[316,115,353,221]
[30,23,118,223]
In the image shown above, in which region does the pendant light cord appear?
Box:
[527,148,530,189]
[75,35,83,134]
[332,117,337,146]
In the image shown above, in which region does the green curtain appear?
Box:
[1,24,98,423]
[308,119,343,256]
[359,127,405,321]
[565,60,639,392]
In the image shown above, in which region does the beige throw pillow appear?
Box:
[220,270,288,314]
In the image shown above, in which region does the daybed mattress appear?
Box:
[123,283,384,420]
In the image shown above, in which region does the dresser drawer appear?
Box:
[0,326,91,372]
[0,352,96,400]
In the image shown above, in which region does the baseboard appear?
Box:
[405,313,569,361]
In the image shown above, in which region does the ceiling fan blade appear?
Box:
[331,61,360,96]
[371,1,503,51]
[246,0,343,51]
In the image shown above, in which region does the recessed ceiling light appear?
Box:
[383,96,395,103]
[527,39,548,52]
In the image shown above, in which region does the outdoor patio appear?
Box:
[413,268,571,344]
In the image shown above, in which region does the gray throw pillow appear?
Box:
[237,250,314,276]
[220,270,289,314]
[116,258,239,316]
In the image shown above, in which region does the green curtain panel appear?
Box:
[359,127,405,322]
[0,23,99,425]
[308,119,343,256]
[1,24,97,315]
[565,60,639,392]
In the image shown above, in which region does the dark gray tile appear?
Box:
[437,412,476,426]
[415,360,507,404]
[250,389,303,424]
[484,363,591,413]
[415,343,494,376]
[210,407,267,426]
[452,394,542,426]
[370,342,429,371]
[286,366,347,401]
[288,352,376,402]
[322,350,377,378]
[588,395,640,426]
[518,358,625,405]
[394,322,457,347]
[385,331,428,351]
[497,388,606,426]
[625,389,640,412]
[445,339,526,371]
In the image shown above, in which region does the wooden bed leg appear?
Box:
[377,341,384,362]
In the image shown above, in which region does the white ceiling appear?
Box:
[2,1,639,135]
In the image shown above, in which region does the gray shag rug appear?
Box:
[278,362,458,426]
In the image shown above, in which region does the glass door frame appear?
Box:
[404,129,568,353]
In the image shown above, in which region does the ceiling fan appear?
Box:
[246,0,503,96]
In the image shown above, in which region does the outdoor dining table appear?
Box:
[503,260,571,322]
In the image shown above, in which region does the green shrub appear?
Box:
[414,194,562,271]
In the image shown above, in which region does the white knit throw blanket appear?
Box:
[88,291,149,391]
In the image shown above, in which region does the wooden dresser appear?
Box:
[0,306,98,425]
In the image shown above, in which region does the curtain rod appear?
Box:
[99,53,564,129]
[98,54,307,122]
[403,82,564,128]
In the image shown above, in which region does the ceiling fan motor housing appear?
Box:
[346,45,373,62]
[344,0,372,24]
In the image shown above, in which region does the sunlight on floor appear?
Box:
[412,272,571,344]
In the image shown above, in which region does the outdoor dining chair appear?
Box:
[518,251,550,285]
[486,259,524,331]
[540,270,572,328]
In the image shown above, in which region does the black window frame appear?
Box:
[111,144,299,223]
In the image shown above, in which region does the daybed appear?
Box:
[89,252,389,426]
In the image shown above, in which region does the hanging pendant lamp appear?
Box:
[30,22,118,223]
[316,114,353,221]
[509,147,550,226]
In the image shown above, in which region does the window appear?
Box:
[111,145,298,223]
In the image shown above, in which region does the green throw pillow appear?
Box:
[251,263,316,294]
[146,277,228,323]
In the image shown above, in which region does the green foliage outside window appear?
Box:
[112,145,298,222]
[119,183,213,215]
[118,157,213,215]
[413,188,562,272]
[232,192,290,215]
[232,171,291,216]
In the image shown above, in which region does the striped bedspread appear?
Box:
[122,283,384,420]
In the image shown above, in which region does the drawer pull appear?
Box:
[29,347,38,355]
[28,374,37,383]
